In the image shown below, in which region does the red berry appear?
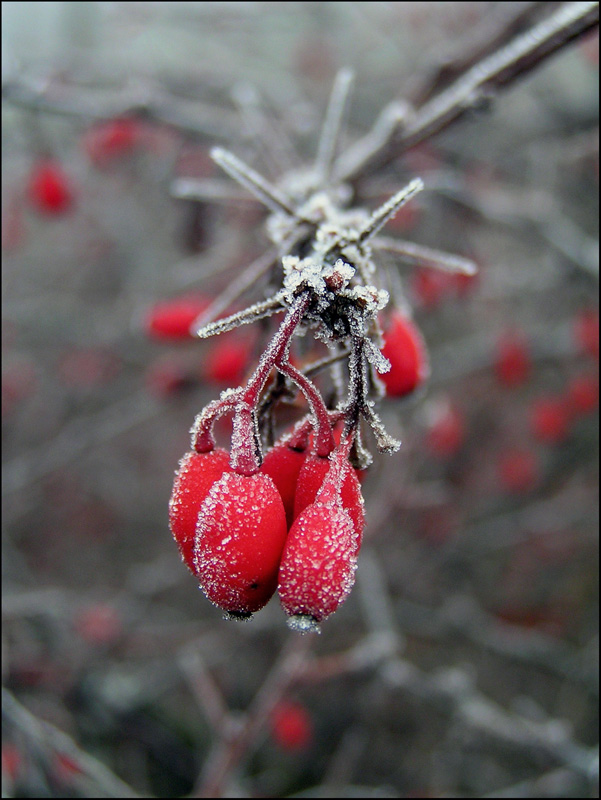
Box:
[270,700,313,752]
[203,336,252,385]
[84,117,141,166]
[2,744,21,782]
[28,159,73,215]
[411,267,452,310]
[261,440,308,528]
[385,197,420,232]
[145,295,211,340]
[497,448,539,494]
[566,372,599,416]
[494,331,530,387]
[530,396,570,445]
[194,472,288,615]
[74,603,122,645]
[573,309,599,360]
[169,449,231,572]
[294,454,364,548]
[425,403,465,459]
[145,357,196,397]
[380,311,429,398]
[278,502,357,627]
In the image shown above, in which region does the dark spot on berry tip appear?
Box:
[223,610,253,622]
[249,582,259,589]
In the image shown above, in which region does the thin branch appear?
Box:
[189,246,279,332]
[372,235,478,275]
[211,147,297,217]
[170,177,257,203]
[193,294,284,339]
[335,1,600,184]
[409,2,558,106]
[314,67,355,184]
[357,179,424,243]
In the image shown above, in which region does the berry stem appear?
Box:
[230,293,310,474]
[276,359,335,458]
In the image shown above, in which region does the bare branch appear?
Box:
[335,1,600,184]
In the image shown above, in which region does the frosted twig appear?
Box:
[211,146,297,217]
[2,688,140,798]
[170,177,257,203]
[357,179,424,243]
[193,294,284,338]
[193,634,312,798]
[178,645,231,737]
[314,67,355,184]
[373,235,478,274]
[335,1,600,183]
[189,246,280,332]
[231,81,293,175]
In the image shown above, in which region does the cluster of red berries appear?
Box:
[166,294,429,631]
[169,419,363,631]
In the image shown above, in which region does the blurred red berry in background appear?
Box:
[203,336,252,385]
[145,294,212,340]
[84,117,142,166]
[573,308,599,360]
[497,448,539,494]
[530,395,571,445]
[494,330,530,388]
[270,700,313,752]
[28,159,74,215]
[74,603,122,646]
[566,371,599,416]
[425,402,465,459]
[380,311,429,398]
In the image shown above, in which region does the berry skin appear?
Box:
[270,700,313,752]
[293,454,364,548]
[261,441,308,528]
[194,472,288,616]
[28,160,73,215]
[169,449,230,573]
[145,295,211,340]
[495,331,530,387]
[278,503,357,628]
[380,311,429,398]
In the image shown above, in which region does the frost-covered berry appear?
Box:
[293,454,364,547]
[278,503,357,631]
[279,442,362,630]
[261,440,308,528]
[380,311,429,398]
[169,449,230,572]
[194,472,288,616]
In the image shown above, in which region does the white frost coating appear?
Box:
[286,615,322,634]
